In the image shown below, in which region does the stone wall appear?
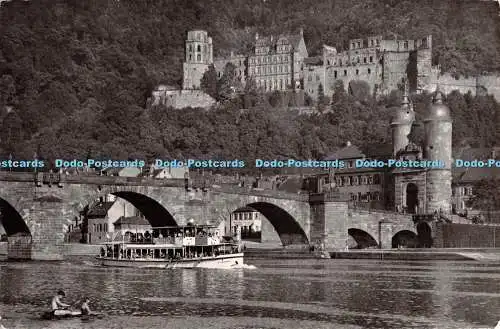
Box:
[478,75,500,101]
[152,89,216,109]
[434,222,500,248]
[182,62,209,90]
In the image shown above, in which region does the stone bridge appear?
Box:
[0,172,420,260]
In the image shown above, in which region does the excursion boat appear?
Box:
[96,225,244,269]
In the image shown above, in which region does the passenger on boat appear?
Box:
[51,290,71,316]
[81,297,91,315]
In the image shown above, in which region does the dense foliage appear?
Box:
[0,0,499,167]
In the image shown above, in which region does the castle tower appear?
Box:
[423,88,453,214]
[182,30,213,90]
[390,83,415,156]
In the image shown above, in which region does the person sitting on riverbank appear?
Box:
[81,298,92,315]
[51,290,71,315]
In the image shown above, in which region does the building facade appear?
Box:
[226,206,262,240]
[248,29,308,91]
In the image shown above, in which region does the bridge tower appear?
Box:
[423,88,453,214]
[390,83,415,157]
[182,30,213,90]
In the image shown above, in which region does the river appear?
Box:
[0,256,499,328]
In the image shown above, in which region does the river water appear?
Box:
[0,256,499,329]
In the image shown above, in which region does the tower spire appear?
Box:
[434,85,443,104]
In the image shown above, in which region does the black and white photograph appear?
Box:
[0,0,500,328]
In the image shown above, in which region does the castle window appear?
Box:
[218,72,222,78]
[370,56,373,63]
[257,67,261,74]
[251,58,255,64]
[363,57,367,63]
[362,176,367,184]
[371,40,374,46]
[189,45,193,51]
[273,66,277,73]
[404,41,408,49]
[316,75,320,81]
[357,42,361,48]
[280,79,283,89]
[357,57,360,63]
[279,66,282,73]
[258,58,261,64]
[353,176,359,185]
[367,68,371,74]
[197,54,201,61]
[344,70,347,76]
[368,176,374,184]
[189,54,192,60]
[327,60,330,65]
[334,70,337,78]
[197,45,201,52]
[356,69,359,75]
[308,75,312,81]
[352,42,355,48]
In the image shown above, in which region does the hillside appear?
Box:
[0,0,499,164]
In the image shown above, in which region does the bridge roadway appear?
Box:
[0,172,418,260]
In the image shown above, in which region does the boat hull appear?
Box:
[97,253,244,269]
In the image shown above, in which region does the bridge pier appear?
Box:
[8,197,67,260]
[310,193,349,250]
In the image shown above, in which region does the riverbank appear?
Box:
[329,249,500,261]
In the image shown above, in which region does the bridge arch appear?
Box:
[348,228,378,249]
[234,202,309,245]
[416,221,433,248]
[392,230,418,248]
[77,186,179,228]
[0,197,32,259]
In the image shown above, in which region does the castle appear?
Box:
[150,29,500,109]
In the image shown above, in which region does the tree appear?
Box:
[200,64,218,99]
[467,179,500,222]
[217,63,237,103]
[316,83,329,113]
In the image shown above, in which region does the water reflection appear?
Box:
[0,258,500,328]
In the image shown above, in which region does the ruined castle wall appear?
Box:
[320,63,381,99]
[165,90,216,109]
[416,48,433,93]
[477,75,500,101]
[425,70,477,96]
[382,52,409,93]
[183,62,209,90]
[304,65,325,100]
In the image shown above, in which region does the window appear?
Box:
[284,56,288,62]
[339,59,342,66]
[353,176,359,185]
[368,68,371,74]
[352,42,355,48]
[197,45,201,52]
[356,69,359,75]
[284,66,288,73]
[308,75,312,81]
[197,54,201,61]
[251,58,255,64]
[258,67,261,74]
[363,57,367,63]
[189,54,192,60]
[362,176,367,184]
[316,75,320,81]
[279,66,282,73]
[404,41,408,49]
[258,58,261,64]
[189,45,193,51]
[273,66,277,73]
[280,79,283,89]
[334,70,337,78]
[369,56,373,63]
[336,177,343,186]
[344,70,347,76]
[371,40,374,46]
[357,42,361,48]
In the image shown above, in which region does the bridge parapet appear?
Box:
[213,185,309,202]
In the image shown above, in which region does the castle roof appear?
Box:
[87,202,114,218]
[425,89,451,121]
[255,31,303,51]
[113,216,150,227]
[391,83,415,125]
